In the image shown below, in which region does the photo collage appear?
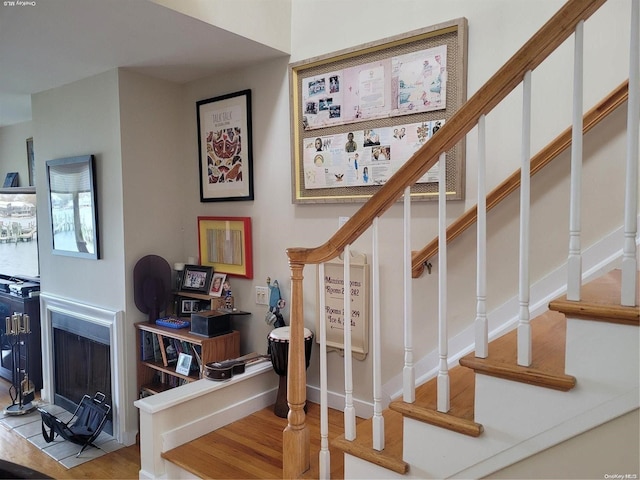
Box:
[303,119,444,190]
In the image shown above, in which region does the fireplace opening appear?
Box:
[52,312,112,435]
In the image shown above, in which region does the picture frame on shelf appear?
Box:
[180,264,214,293]
[3,172,18,188]
[197,89,254,202]
[197,216,253,279]
[177,297,204,316]
[175,353,193,376]
[209,272,227,297]
[46,154,100,259]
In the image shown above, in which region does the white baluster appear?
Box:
[476,115,488,359]
[372,217,384,450]
[567,20,584,301]
[317,263,330,479]
[518,70,532,367]
[437,152,450,413]
[622,0,639,307]
[343,245,356,440]
[403,186,415,403]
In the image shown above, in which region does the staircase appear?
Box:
[283,0,639,478]
[332,269,638,479]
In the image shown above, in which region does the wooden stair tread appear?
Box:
[332,409,408,475]
[549,269,640,325]
[389,364,482,437]
[460,310,576,391]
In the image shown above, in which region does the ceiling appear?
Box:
[0,0,288,128]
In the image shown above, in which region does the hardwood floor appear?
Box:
[0,379,348,479]
[162,401,352,479]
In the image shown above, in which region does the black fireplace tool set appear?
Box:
[3,313,36,415]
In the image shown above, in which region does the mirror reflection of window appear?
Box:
[46,155,99,259]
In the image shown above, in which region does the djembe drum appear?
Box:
[267,326,313,418]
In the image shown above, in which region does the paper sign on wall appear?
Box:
[316,251,369,360]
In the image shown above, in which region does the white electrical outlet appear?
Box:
[255,286,269,305]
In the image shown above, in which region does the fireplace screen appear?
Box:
[53,329,111,406]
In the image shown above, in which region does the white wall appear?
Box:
[32,70,126,307]
[0,121,33,186]
[152,0,292,54]
[117,68,192,437]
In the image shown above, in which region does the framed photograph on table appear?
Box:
[175,353,193,376]
[198,216,253,279]
[180,264,213,293]
[197,89,254,202]
[209,273,227,297]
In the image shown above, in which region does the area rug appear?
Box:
[0,401,123,469]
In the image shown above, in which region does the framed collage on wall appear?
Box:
[289,18,468,203]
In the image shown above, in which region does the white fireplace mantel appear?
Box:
[40,293,128,445]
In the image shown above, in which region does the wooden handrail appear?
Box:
[283,1,608,477]
[286,0,606,267]
[411,80,629,278]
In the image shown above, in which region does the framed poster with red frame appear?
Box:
[197,216,253,279]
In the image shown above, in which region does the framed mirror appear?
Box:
[46,155,100,259]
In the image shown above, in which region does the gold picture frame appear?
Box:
[289,18,468,204]
[197,216,253,279]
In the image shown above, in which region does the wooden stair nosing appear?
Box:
[459,355,577,391]
[549,298,639,326]
[388,400,483,437]
[331,435,409,475]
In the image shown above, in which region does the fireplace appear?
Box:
[40,294,126,444]
[52,312,112,434]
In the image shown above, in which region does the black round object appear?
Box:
[133,255,171,322]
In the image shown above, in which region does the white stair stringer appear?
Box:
[343,316,639,479]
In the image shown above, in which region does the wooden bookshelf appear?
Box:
[135,321,239,397]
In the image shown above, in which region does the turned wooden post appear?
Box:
[282,262,309,479]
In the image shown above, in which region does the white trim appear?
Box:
[39,293,128,445]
